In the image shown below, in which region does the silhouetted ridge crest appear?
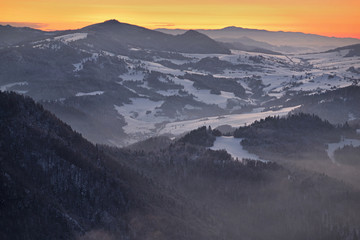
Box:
[81,19,231,54]
[181,30,204,37]
[102,19,121,25]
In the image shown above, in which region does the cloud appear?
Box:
[0,22,48,29]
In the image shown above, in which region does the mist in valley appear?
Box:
[1,18,360,240]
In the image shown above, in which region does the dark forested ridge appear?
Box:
[0,92,129,239]
[265,86,360,125]
[234,113,357,160]
[2,92,360,240]
[0,92,221,240]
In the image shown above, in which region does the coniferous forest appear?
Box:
[1,92,360,240]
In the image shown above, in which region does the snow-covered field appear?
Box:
[11,34,360,146]
[114,98,171,144]
[76,91,104,97]
[0,82,28,92]
[171,77,244,108]
[54,33,88,43]
[159,105,300,136]
[211,136,265,162]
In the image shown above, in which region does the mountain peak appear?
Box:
[179,30,210,40]
[175,30,231,54]
[222,26,243,30]
[102,19,121,25]
[82,19,133,32]
[182,30,203,36]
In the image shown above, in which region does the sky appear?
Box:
[1,0,360,38]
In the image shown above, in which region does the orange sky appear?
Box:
[1,0,359,38]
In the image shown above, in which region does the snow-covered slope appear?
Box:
[211,136,265,162]
[159,106,299,136]
[1,22,359,146]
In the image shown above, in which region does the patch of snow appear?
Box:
[184,104,202,110]
[73,53,99,72]
[33,43,61,50]
[73,63,83,72]
[146,61,184,75]
[268,92,284,98]
[171,77,241,108]
[130,48,141,51]
[157,89,180,96]
[54,33,88,43]
[14,90,28,94]
[119,71,146,82]
[75,91,104,97]
[101,51,115,56]
[349,113,356,121]
[211,136,266,162]
[0,82,28,91]
[114,98,168,142]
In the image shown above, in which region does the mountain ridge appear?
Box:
[156,26,360,41]
[0,20,230,54]
[156,26,360,52]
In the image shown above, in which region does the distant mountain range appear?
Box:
[157,27,360,53]
[0,20,230,54]
[0,19,359,146]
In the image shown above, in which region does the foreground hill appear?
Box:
[2,92,360,239]
[0,92,222,240]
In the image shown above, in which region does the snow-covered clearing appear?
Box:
[171,76,248,108]
[54,33,88,43]
[211,136,265,162]
[75,91,104,97]
[0,82,28,91]
[114,98,166,134]
[119,71,146,82]
[73,53,99,72]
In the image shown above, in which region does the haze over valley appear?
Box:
[1,19,360,240]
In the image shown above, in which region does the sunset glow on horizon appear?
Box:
[1,0,360,39]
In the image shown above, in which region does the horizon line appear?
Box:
[1,20,359,40]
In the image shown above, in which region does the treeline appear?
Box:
[112,127,360,240]
[2,92,360,240]
[0,92,219,240]
[233,113,355,160]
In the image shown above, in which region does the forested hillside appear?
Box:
[1,92,360,240]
